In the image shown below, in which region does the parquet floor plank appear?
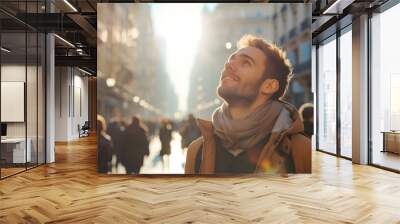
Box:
[0,135,399,223]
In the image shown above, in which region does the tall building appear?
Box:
[97,4,177,121]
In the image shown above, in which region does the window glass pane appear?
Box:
[371,3,400,171]
[317,37,337,154]
[340,29,352,158]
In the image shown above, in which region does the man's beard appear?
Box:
[217,84,260,106]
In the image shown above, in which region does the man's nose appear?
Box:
[224,59,236,72]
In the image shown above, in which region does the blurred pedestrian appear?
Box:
[159,119,173,169]
[121,116,150,174]
[107,109,126,169]
[97,114,113,173]
[180,114,201,150]
[145,119,157,137]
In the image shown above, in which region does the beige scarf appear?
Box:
[212,100,284,151]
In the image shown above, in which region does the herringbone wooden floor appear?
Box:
[1,136,400,223]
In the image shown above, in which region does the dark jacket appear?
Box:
[185,104,312,174]
[97,132,113,173]
[159,126,172,155]
[122,124,149,173]
[107,121,125,165]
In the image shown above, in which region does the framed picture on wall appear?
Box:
[97,3,312,175]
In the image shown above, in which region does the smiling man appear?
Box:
[185,34,311,175]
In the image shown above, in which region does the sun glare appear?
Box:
[151,4,203,114]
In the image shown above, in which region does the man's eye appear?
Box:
[243,61,250,65]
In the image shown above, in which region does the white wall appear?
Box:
[1,64,46,164]
[1,65,41,137]
[1,65,26,138]
[55,66,68,141]
[55,67,89,141]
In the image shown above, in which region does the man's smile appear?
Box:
[221,72,240,83]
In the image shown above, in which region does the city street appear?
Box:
[110,131,187,174]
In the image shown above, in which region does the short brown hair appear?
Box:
[237,34,293,100]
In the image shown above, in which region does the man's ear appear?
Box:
[260,78,279,96]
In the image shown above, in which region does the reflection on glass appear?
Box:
[318,37,337,154]
[371,3,400,171]
[1,32,27,177]
[27,32,38,169]
[38,33,46,165]
[340,29,352,158]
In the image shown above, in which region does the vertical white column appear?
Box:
[46,1,55,163]
[352,14,369,164]
[46,33,55,163]
[312,45,317,150]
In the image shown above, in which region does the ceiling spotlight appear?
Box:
[1,47,11,53]
[322,0,351,15]
[54,34,75,48]
[63,0,78,12]
[77,67,93,76]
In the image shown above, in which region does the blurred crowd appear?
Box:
[96,112,201,174]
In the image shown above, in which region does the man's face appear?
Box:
[217,46,267,104]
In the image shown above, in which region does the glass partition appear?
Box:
[27,30,38,169]
[1,31,28,177]
[0,1,46,179]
